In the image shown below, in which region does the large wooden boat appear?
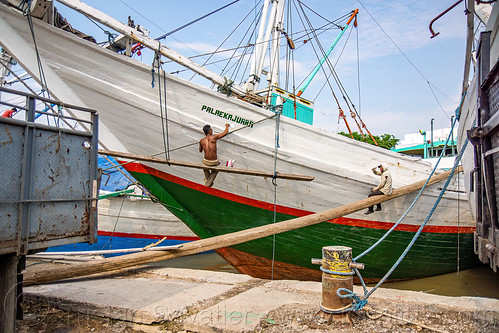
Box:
[0,0,478,280]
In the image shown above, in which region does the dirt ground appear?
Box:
[15,258,498,332]
[16,296,498,333]
[253,302,497,333]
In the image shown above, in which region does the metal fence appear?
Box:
[0,87,98,255]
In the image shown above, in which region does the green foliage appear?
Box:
[338,131,399,150]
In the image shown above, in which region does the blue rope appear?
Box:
[105,31,119,49]
[319,266,355,276]
[354,92,467,262]
[151,45,161,88]
[363,137,469,298]
[337,288,368,311]
[337,92,469,312]
[17,0,32,16]
[338,138,469,312]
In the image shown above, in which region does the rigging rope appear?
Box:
[311,13,376,144]
[357,0,451,120]
[355,93,466,263]
[156,0,241,41]
[293,3,374,138]
[99,193,126,251]
[20,1,50,98]
[162,66,171,161]
[154,46,170,161]
[190,1,260,83]
[356,15,362,118]
[457,154,461,273]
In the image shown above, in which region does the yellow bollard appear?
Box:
[313,246,357,324]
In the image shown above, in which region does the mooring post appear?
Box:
[313,246,356,324]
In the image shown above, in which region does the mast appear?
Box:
[268,0,285,88]
[55,0,247,97]
[296,9,358,97]
[244,0,283,93]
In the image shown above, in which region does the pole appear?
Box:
[431,118,434,157]
[23,167,461,286]
[419,130,427,159]
[296,9,358,97]
[98,149,314,181]
[451,115,455,156]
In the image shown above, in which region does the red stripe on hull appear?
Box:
[97,230,199,241]
[123,162,475,234]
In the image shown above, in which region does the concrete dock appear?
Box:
[18,259,499,333]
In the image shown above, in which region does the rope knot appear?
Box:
[336,288,368,312]
[17,0,33,16]
[217,77,234,96]
[272,172,278,186]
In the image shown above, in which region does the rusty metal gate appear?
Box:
[0,87,98,255]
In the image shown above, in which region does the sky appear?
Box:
[48,1,476,139]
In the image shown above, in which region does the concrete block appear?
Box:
[183,279,320,332]
[24,277,234,324]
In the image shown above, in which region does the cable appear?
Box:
[189,1,260,82]
[25,10,50,98]
[99,194,126,251]
[357,0,450,119]
[155,47,170,161]
[271,107,282,280]
[117,0,168,33]
[457,159,461,273]
[156,0,241,41]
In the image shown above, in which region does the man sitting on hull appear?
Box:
[365,163,392,214]
[199,123,229,187]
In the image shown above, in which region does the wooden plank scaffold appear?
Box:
[98,149,315,181]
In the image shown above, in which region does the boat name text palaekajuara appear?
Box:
[201,105,255,128]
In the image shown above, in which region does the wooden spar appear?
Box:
[24,167,460,286]
[98,149,315,181]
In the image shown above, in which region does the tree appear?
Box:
[338,131,399,150]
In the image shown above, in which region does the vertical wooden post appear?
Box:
[0,253,18,333]
[319,246,353,324]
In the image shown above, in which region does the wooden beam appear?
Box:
[99,149,315,181]
[24,167,461,285]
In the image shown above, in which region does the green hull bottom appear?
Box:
[125,163,479,281]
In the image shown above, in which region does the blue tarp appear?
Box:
[98,155,133,192]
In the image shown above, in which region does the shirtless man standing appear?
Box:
[199,123,229,187]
